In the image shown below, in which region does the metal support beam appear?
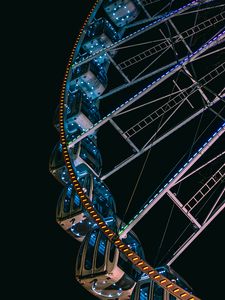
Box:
[177,3,224,16]
[100,44,225,102]
[209,107,225,121]
[101,91,224,181]
[172,80,194,109]
[119,123,225,238]
[203,187,225,224]
[68,31,225,149]
[72,0,211,69]
[169,19,192,54]
[167,190,202,229]
[119,11,225,70]
[167,201,225,266]
[109,119,139,153]
[184,163,225,212]
[100,59,182,101]
[107,54,130,83]
[183,67,210,104]
[168,20,212,106]
[116,60,224,119]
[141,0,161,6]
[137,0,151,18]
[174,150,225,185]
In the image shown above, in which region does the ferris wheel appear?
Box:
[49,0,225,299]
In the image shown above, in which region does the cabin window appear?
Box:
[139,283,149,300]
[109,244,116,263]
[73,193,80,208]
[118,254,142,281]
[85,232,97,270]
[63,196,71,213]
[96,235,107,268]
[77,241,85,270]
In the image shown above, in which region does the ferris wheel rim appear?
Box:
[55,1,225,299]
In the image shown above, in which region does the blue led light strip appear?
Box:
[72,0,214,68]
[68,29,225,148]
[57,2,206,299]
[119,122,225,234]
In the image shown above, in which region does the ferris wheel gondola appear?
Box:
[50,0,225,299]
[56,173,117,241]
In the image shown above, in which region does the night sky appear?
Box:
[29,1,225,299]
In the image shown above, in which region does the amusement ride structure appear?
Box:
[50,0,225,299]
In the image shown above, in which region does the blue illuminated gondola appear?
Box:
[65,91,100,134]
[56,174,117,242]
[103,0,140,28]
[49,143,71,186]
[54,92,100,135]
[70,61,108,100]
[49,138,102,185]
[76,227,145,299]
[72,137,102,176]
[82,18,121,65]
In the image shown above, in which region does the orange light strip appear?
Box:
[56,1,202,299]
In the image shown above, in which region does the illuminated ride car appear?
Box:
[49,137,102,186]
[76,227,145,299]
[82,17,122,65]
[56,173,117,242]
[131,265,193,300]
[70,61,108,100]
[103,0,140,28]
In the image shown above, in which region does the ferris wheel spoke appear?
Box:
[118,11,225,71]
[183,67,210,105]
[123,14,163,29]
[119,122,225,238]
[99,59,181,101]
[141,0,161,6]
[141,97,187,150]
[130,33,173,81]
[145,158,225,265]
[107,54,131,83]
[68,30,225,150]
[51,1,225,298]
[116,89,189,116]
[174,150,225,185]
[167,195,225,265]
[167,190,202,229]
[177,3,225,16]
[109,119,140,152]
[121,62,225,141]
[193,45,225,64]
[203,187,225,223]
[136,0,151,18]
[126,0,177,29]
[72,0,211,69]
[209,107,225,121]
[100,91,224,181]
[183,163,225,213]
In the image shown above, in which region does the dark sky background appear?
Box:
[15,1,224,299]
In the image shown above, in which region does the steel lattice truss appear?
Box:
[50,0,225,299]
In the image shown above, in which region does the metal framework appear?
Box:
[50,1,225,299]
[119,123,225,237]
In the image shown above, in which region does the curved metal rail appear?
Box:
[56,1,207,299]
